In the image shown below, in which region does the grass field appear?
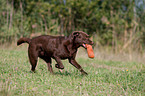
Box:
[0,45,145,96]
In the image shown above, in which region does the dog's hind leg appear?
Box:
[42,57,53,74]
[28,45,38,72]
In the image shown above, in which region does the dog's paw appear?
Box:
[55,64,59,68]
[30,70,36,73]
[55,64,64,69]
[81,71,88,75]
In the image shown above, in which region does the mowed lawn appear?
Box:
[0,46,145,96]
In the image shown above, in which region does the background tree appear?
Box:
[0,0,145,53]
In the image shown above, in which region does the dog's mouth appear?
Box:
[82,42,93,48]
[82,43,87,48]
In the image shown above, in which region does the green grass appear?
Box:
[0,47,145,96]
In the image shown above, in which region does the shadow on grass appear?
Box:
[28,70,71,76]
[54,71,71,76]
[27,70,87,78]
[54,71,88,78]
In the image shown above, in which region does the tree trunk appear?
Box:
[20,0,23,37]
[9,0,14,30]
[7,0,9,27]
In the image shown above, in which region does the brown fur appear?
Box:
[17,31,93,75]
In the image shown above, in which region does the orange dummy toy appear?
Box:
[86,44,94,58]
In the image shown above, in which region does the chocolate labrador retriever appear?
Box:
[17,31,93,75]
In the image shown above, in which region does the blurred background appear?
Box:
[0,0,145,55]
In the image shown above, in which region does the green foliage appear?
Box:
[0,0,145,51]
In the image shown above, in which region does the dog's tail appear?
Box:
[17,37,31,45]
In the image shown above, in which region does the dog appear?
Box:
[17,31,93,75]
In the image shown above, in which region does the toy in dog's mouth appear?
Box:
[82,44,94,58]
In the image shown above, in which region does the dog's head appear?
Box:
[71,31,93,48]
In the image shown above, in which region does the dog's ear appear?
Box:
[73,31,80,36]
[71,31,80,39]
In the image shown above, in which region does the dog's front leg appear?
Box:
[69,59,88,75]
[53,56,64,69]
